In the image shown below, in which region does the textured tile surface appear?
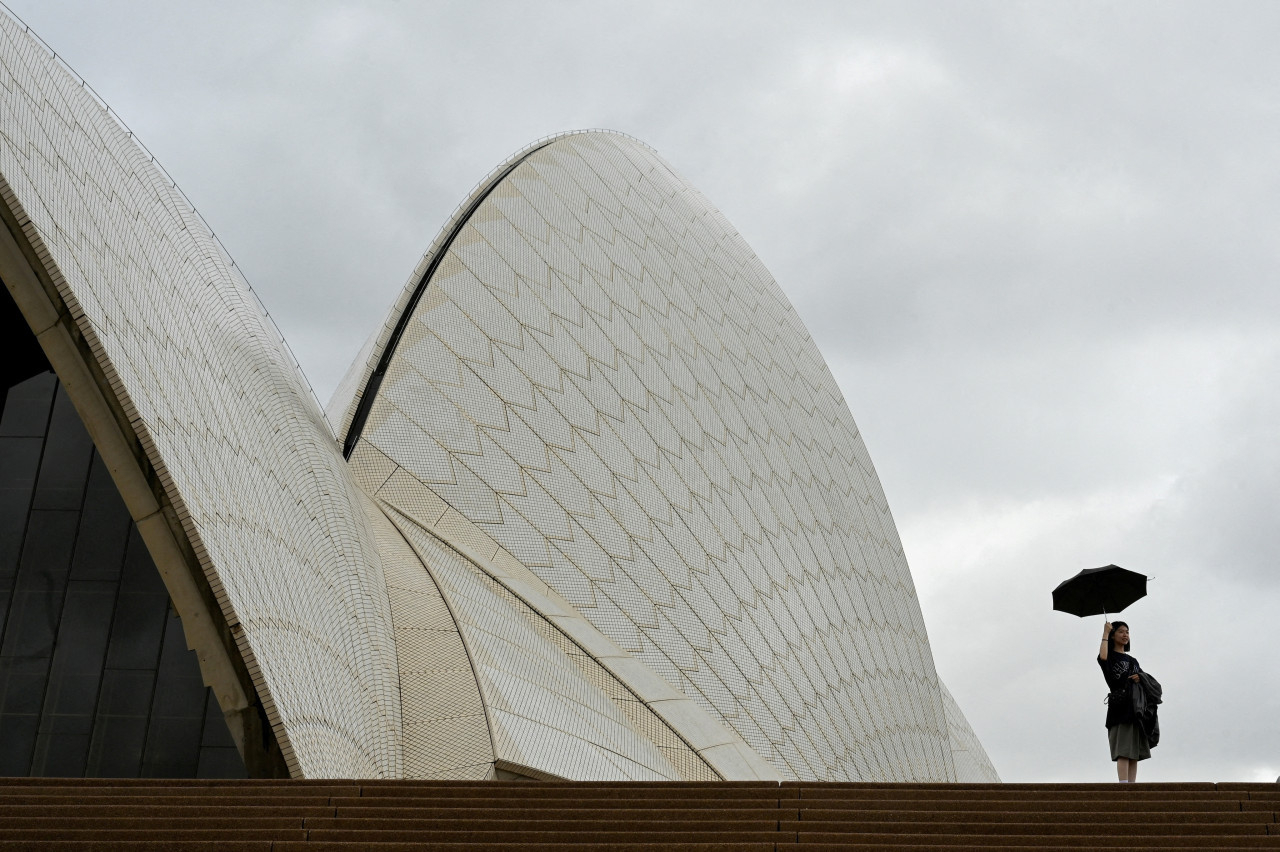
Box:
[342,131,994,781]
[0,12,400,778]
[387,506,691,781]
[357,492,493,778]
[941,679,1000,782]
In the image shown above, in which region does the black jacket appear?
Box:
[1099,653,1141,727]
[1129,672,1162,748]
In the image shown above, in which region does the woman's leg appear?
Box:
[1116,757,1129,781]
[1127,759,1138,783]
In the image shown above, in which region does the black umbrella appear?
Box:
[1052,564,1148,617]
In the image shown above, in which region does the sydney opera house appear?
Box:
[0,11,996,783]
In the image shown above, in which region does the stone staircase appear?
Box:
[0,779,1277,850]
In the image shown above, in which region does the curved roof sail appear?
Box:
[340,131,972,781]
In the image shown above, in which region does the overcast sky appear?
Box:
[9,0,1278,784]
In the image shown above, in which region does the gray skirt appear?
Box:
[1109,723,1151,761]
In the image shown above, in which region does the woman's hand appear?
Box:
[1103,621,1113,640]
[1129,673,1140,682]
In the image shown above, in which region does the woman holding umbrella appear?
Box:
[1054,565,1157,780]
[1098,620,1149,781]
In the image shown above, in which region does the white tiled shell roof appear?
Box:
[0,11,400,778]
[343,131,967,781]
[0,3,995,781]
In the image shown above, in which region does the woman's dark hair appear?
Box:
[1109,621,1131,652]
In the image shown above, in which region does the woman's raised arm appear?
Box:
[1099,621,1112,661]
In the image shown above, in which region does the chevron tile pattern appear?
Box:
[347,132,971,781]
[388,508,692,781]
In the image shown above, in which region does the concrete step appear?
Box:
[0,778,1275,850]
[0,817,306,830]
[307,828,787,843]
[794,833,1280,847]
[0,795,334,807]
[0,829,308,842]
[0,844,771,852]
[0,804,338,819]
[781,847,1280,852]
[0,786,357,798]
[306,816,783,831]
[328,804,800,821]
[791,809,1272,823]
[785,820,1275,835]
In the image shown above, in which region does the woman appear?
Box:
[1098,620,1149,782]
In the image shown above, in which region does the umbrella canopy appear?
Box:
[1052,564,1147,617]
